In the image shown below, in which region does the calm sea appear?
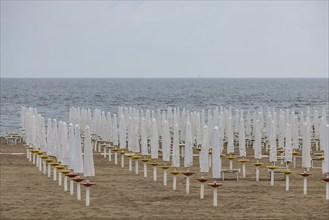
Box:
[1,78,328,135]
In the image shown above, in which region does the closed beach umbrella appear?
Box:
[68,124,75,170]
[83,126,95,177]
[227,117,234,155]
[184,122,193,168]
[254,120,262,160]
[150,119,159,159]
[119,116,126,149]
[172,123,180,168]
[141,118,148,155]
[302,122,311,169]
[112,114,118,146]
[162,120,170,162]
[200,125,209,173]
[239,118,246,157]
[212,126,222,179]
[73,125,84,174]
[285,124,293,163]
[269,121,277,163]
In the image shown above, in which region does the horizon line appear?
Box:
[1,76,328,79]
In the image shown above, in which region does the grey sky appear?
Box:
[1,0,328,78]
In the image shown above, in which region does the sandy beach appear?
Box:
[1,137,328,220]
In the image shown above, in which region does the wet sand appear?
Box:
[1,137,328,220]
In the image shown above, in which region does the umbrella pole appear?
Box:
[70,179,74,195]
[208,182,223,207]
[32,151,36,164]
[213,187,218,206]
[53,167,57,181]
[58,172,62,186]
[256,166,259,181]
[242,163,246,178]
[229,154,233,170]
[28,147,32,162]
[286,174,290,191]
[77,183,81,200]
[135,159,139,175]
[103,147,107,158]
[164,169,167,186]
[303,176,308,195]
[43,160,47,175]
[121,154,124,168]
[129,157,132,172]
[64,176,68,191]
[173,175,177,190]
[186,175,190,194]
[201,182,205,199]
[86,187,90,206]
[114,152,118,165]
[48,163,51,178]
[108,148,112,161]
[171,168,179,190]
[153,166,157,181]
[144,162,147,177]
[35,154,38,167]
[196,176,208,199]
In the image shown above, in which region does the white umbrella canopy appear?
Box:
[40,120,47,153]
[61,122,69,166]
[56,121,64,162]
[132,116,140,153]
[246,111,251,136]
[285,124,293,163]
[302,122,312,169]
[52,119,59,158]
[72,125,84,174]
[227,117,234,155]
[254,120,262,160]
[46,118,53,156]
[162,120,170,162]
[106,112,113,143]
[112,114,119,146]
[292,114,299,150]
[31,115,37,146]
[212,126,222,179]
[150,118,159,159]
[172,123,180,168]
[278,112,285,149]
[200,125,209,173]
[67,123,75,170]
[141,117,148,155]
[119,115,127,149]
[145,110,152,136]
[196,113,202,147]
[238,118,246,157]
[83,126,95,177]
[207,113,213,146]
[127,117,134,152]
[322,124,329,174]
[269,121,277,163]
[184,122,193,168]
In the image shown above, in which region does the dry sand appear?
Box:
[1,137,329,220]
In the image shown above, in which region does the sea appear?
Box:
[1,78,328,135]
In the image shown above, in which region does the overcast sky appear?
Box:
[1,0,328,78]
